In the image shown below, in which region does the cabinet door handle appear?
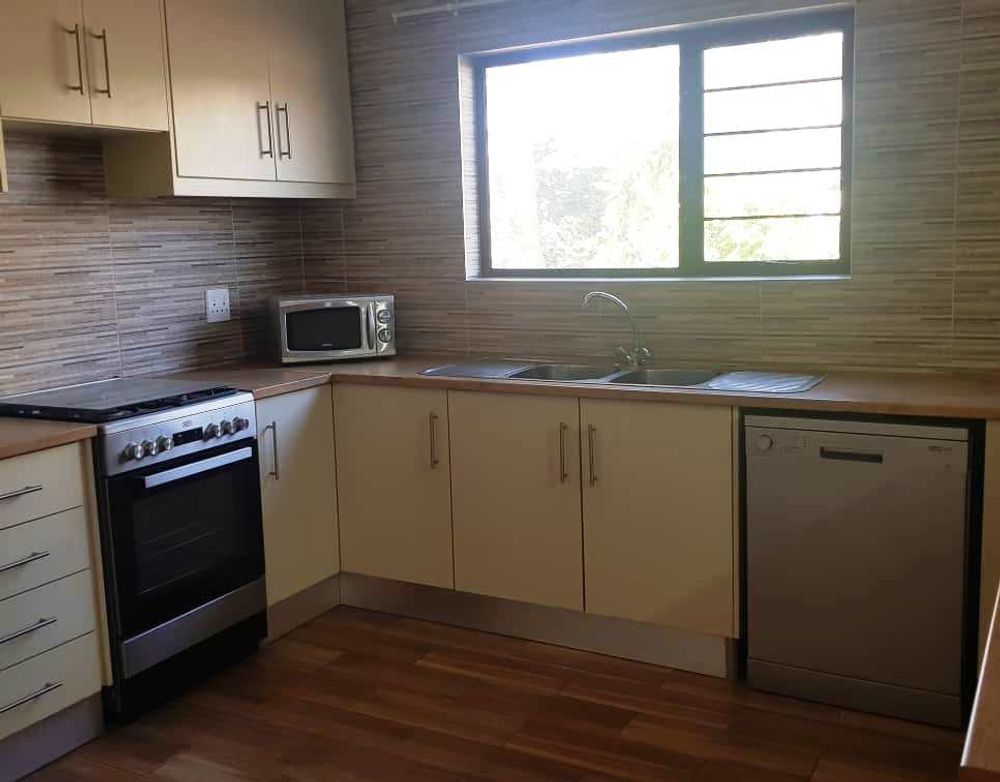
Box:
[90,28,112,96]
[256,101,274,158]
[559,423,569,483]
[0,681,62,715]
[63,24,85,94]
[276,103,292,159]
[429,412,440,468]
[0,617,57,646]
[0,485,43,502]
[0,550,50,574]
[263,422,280,480]
[587,425,598,486]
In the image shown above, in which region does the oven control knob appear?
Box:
[376,309,392,324]
[220,419,233,435]
[232,416,249,432]
[122,442,140,461]
[204,423,220,440]
[156,436,173,453]
[141,440,156,457]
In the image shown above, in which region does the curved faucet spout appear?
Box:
[582,291,651,369]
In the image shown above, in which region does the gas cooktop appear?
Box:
[0,378,240,423]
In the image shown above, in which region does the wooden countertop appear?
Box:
[964,583,1000,781]
[0,418,97,461]
[158,357,1000,419]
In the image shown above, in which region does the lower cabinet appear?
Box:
[258,385,339,607]
[449,391,583,611]
[581,399,735,636]
[334,384,453,589]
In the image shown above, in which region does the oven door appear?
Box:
[104,441,265,665]
[281,299,376,361]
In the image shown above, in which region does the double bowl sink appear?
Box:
[423,361,719,387]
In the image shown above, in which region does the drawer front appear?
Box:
[0,570,97,671]
[0,632,101,740]
[0,443,87,531]
[0,507,92,601]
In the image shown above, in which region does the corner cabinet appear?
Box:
[0,0,168,130]
[104,0,356,199]
[334,384,453,589]
[581,399,736,637]
[449,391,583,611]
[257,386,340,607]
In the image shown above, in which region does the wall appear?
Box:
[325,0,1000,373]
[0,132,345,395]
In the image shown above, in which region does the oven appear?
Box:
[271,294,396,363]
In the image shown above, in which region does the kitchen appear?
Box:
[1,0,999,780]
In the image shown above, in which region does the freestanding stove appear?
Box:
[0,378,268,719]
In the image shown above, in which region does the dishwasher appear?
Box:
[744,413,980,728]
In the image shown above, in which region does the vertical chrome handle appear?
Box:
[0,681,62,715]
[256,102,274,158]
[64,24,85,94]
[587,425,597,486]
[429,412,440,468]
[0,485,43,502]
[90,28,112,96]
[559,423,569,483]
[0,551,50,574]
[264,422,280,480]
[0,617,57,646]
[276,103,292,159]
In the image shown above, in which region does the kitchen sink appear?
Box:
[508,364,616,382]
[608,368,718,387]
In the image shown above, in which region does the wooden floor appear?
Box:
[29,607,965,781]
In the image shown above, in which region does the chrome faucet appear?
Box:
[582,291,652,369]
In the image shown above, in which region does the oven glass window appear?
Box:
[107,446,264,637]
[286,307,363,351]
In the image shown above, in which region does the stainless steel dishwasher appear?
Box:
[745,414,978,728]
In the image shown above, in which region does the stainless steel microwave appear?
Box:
[270,295,396,364]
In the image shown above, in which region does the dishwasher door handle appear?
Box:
[819,447,883,464]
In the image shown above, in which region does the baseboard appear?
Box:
[340,573,734,678]
[266,574,342,641]
[4,694,103,780]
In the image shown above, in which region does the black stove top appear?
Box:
[0,379,240,423]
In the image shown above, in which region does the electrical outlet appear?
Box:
[205,288,231,323]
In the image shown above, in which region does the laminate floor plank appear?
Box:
[24,607,965,782]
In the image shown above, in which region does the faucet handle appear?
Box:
[635,346,652,366]
[613,344,632,369]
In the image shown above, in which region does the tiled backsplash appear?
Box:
[0,133,346,395]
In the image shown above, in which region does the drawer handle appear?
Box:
[0,551,51,574]
[0,616,57,645]
[0,485,43,502]
[0,681,63,715]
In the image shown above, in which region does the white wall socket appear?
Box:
[205,288,231,323]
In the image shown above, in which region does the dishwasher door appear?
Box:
[745,415,970,727]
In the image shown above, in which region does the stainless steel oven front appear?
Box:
[272,294,395,363]
[96,394,266,717]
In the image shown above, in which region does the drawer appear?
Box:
[0,570,97,671]
[0,507,92,601]
[0,632,101,740]
[0,443,87,531]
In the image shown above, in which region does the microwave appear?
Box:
[270,295,396,364]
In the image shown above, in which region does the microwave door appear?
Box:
[284,303,368,355]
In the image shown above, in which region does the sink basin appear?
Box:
[609,368,718,387]
[509,364,616,382]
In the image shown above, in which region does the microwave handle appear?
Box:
[142,448,253,490]
[366,305,377,350]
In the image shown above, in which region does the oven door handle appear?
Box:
[142,448,253,490]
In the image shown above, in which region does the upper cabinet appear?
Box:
[0,0,167,130]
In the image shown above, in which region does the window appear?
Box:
[474,11,853,278]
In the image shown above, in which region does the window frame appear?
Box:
[473,9,855,280]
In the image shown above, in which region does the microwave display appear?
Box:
[285,307,362,351]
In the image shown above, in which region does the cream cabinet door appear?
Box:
[163,0,277,180]
[450,391,582,611]
[581,399,735,637]
[83,0,168,130]
[258,386,339,607]
[334,385,453,589]
[267,0,355,185]
[0,0,92,124]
